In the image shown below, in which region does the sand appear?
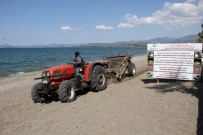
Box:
[0,55,199,135]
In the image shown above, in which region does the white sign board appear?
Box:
[153,65,194,73]
[153,58,194,65]
[152,72,195,80]
[153,51,194,58]
[147,43,202,51]
[147,43,202,81]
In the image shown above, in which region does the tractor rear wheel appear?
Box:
[31,82,49,103]
[91,65,107,92]
[58,80,76,102]
[128,63,136,76]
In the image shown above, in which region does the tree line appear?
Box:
[196,24,203,43]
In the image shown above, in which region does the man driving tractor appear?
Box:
[72,51,85,79]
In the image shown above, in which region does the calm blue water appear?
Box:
[0,47,146,76]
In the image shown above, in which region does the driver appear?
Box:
[73,51,85,79]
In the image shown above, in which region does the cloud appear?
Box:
[61,26,72,31]
[95,25,114,30]
[118,0,203,28]
[61,26,82,31]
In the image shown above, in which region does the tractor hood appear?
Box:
[43,64,75,78]
[45,64,75,72]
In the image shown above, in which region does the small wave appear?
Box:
[17,72,25,75]
[7,72,25,78]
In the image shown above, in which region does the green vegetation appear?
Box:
[196,23,203,43]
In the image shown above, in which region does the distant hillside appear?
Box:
[0,44,17,48]
[83,34,198,47]
[0,34,198,48]
[132,34,198,46]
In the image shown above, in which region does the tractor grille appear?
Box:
[54,70,60,80]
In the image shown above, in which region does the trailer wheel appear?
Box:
[58,80,76,102]
[128,63,136,76]
[31,82,49,103]
[91,65,107,92]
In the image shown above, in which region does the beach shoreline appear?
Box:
[0,54,147,80]
[0,54,199,135]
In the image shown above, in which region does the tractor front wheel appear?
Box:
[58,80,76,102]
[91,65,107,92]
[31,82,49,103]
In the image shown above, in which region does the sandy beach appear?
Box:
[0,55,200,135]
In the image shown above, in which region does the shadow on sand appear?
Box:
[141,79,203,135]
[41,87,91,104]
[196,80,203,135]
[141,79,198,97]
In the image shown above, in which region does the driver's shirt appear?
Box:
[73,56,82,67]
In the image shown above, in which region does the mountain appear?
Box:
[28,44,73,48]
[87,34,199,47]
[0,44,17,48]
[173,35,198,43]
[0,44,75,48]
[0,34,199,48]
[131,34,198,46]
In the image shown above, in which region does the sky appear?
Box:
[0,0,203,45]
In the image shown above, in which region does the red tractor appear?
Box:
[31,55,136,103]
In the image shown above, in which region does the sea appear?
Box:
[0,47,147,77]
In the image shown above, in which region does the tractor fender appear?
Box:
[84,62,104,82]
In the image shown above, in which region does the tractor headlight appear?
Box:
[46,72,50,76]
[42,72,46,77]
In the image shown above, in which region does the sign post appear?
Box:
[147,43,202,81]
